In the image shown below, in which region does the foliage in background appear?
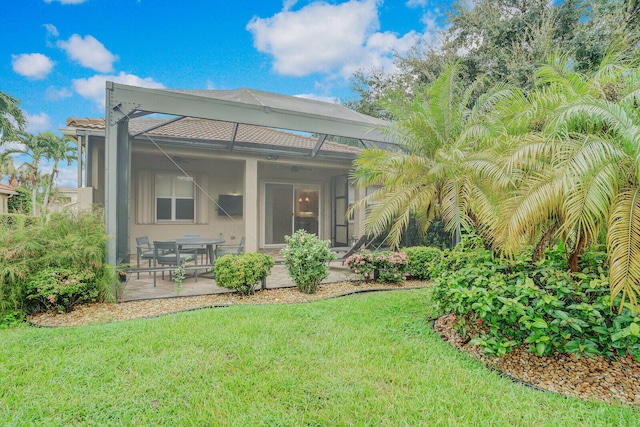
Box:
[0,210,114,318]
[26,267,100,313]
[281,230,336,294]
[344,0,640,115]
[431,245,640,360]
[6,187,31,214]
[213,253,274,296]
[0,90,25,141]
[402,217,452,249]
[1,131,76,216]
[346,251,408,284]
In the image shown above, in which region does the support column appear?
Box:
[105,84,133,271]
[244,158,258,252]
[116,122,131,263]
[105,113,118,269]
[77,134,83,188]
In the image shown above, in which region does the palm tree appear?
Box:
[41,134,76,213]
[2,131,52,216]
[0,90,25,141]
[495,53,640,312]
[350,63,513,248]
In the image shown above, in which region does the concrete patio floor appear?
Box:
[121,260,359,301]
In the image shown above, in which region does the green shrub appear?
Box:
[213,252,274,296]
[402,246,442,280]
[345,251,408,283]
[7,187,31,214]
[431,246,640,360]
[0,210,114,318]
[0,213,37,229]
[26,267,101,313]
[280,230,336,294]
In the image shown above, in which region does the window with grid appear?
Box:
[155,173,195,221]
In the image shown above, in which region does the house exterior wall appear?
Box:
[0,194,9,213]
[121,142,355,261]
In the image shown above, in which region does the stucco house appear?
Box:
[0,183,17,214]
[62,83,392,267]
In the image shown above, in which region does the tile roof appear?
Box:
[66,118,105,129]
[68,116,362,156]
[0,183,17,195]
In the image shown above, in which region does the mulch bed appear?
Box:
[27,280,430,327]
[434,313,640,407]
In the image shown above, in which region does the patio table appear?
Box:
[173,237,225,266]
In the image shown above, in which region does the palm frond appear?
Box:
[607,187,640,313]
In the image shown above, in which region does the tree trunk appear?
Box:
[30,160,39,217]
[568,235,587,273]
[42,161,58,214]
[532,221,560,263]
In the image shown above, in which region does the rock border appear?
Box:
[432,314,640,408]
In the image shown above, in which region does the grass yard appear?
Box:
[1,289,638,426]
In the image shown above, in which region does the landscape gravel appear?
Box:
[434,314,640,407]
[27,280,429,327]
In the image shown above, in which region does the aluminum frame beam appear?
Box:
[104,81,393,270]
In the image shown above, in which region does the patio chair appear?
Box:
[153,240,193,287]
[135,236,155,278]
[215,237,245,258]
[330,235,369,264]
[180,234,208,264]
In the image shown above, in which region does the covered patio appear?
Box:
[65,83,395,298]
[120,258,358,301]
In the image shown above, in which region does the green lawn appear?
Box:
[1,289,638,426]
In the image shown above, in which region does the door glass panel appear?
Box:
[294,187,319,235]
[265,184,293,245]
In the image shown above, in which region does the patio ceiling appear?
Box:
[104,82,394,268]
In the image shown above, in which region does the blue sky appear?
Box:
[2,0,452,186]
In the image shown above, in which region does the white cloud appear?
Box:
[54,165,78,187]
[247,0,398,76]
[247,0,421,79]
[294,93,339,104]
[25,112,53,134]
[0,141,26,156]
[57,34,117,72]
[73,72,165,109]
[44,23,59,37]
[12,53,55,79]
[282,0,299,11]
[45,86,73,101]
[406,0,428,7]
[44,0,88,4]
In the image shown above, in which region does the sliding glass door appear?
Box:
[264,183,320,245]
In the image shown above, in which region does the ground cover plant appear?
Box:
[0,210,114,322]
[2,290,638,426]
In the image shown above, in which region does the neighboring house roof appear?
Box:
[0,183,17,196]
[67,116,362,157]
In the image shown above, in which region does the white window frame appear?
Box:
[155,173,195,223]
